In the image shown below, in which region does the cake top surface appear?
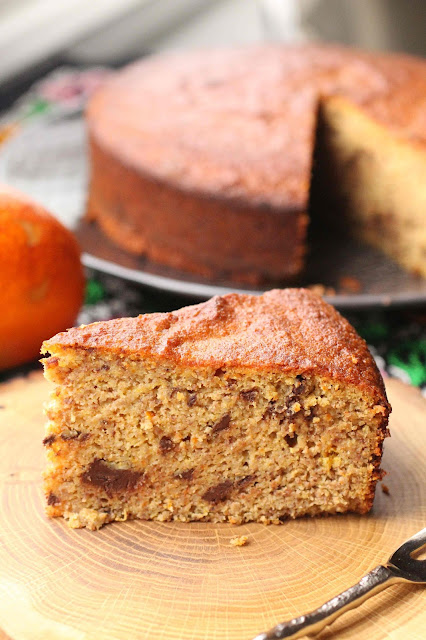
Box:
[44,289,388,405]
[87,44,426,209]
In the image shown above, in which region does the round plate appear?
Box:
[1,117,426,308]
[77,219,426,309]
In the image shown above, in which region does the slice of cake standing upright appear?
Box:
[42,289,390,530]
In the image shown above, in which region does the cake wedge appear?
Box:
[41,289,390,530]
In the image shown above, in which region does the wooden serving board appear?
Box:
[0,372,425,640]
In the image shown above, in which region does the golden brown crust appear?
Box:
[43,288,389,409]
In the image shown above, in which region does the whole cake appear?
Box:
[87,44,426,283]
[42,289,390,530]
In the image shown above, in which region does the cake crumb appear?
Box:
[230,535,249,547]
[339,276,362,293]
[291,402,301,413]
[307,284,336,297]
[381,483,390,495]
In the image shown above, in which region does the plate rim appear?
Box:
[81,251,426,309]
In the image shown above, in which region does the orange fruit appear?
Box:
[0,185,85,370]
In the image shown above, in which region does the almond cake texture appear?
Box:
[41,289,390,530]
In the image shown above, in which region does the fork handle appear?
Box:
[253,564,401,640]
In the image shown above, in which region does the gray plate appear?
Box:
[76,220,426,309]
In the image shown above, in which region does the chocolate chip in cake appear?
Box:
[61,431,90,442]
[236,475,255,490]
[95,363,110,372]
[47,493,60,505]
[286,375,307,407]
[43,435,56,446]
[240,389,258,403]
[263,401,288,421]
[284,433,298,448]
[81,459,143,496]
[262,402,275,420]
[187,392,197,407]
[295,374,305,387]
[159,436,175,453]
[306,405,319,422]
[175,468,194,481]
[202,480,233,503]
[211,413,231,435]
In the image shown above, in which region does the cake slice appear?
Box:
[311,95,426,278]
[41,289,390,530]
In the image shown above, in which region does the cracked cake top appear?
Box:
[43,289,389,407]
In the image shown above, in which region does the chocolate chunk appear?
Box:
[175,468,194,481]
[240,389,258,403]
[47,493,60,505]
[61,431,90,442]
[43,435,56,446]
[202,480,233,503]
[214,368,225,377]
[286,375,306,406]
[285,433,298,448]
[263,401,286,420]
[187,393,197,407]
[211,413,231,435]
[263,402,275,420]
[81,459,143,496]
[265,382,306,422]
[236,475,255,489]
[159,436,175,453]
[306,405,319,421]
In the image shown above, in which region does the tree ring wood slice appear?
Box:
[0,372,425,640]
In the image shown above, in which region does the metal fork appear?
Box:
[253,527,426,640]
